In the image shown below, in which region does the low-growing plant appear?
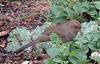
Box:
[46,0,100,23]
[5,22,52,52]
[5,27,32,52]
[43,21,100,64]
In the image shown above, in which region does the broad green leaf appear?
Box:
[76,51,87,62]
[53,57,63,63]
[99,11,100,18]
[88,9,97,16]
[66,7,75,19]
[69,50,88,64]
[73,2,89,13]
[88,43,96,51]
[68,56,80,64]
[46,47,60,58]
[80,2,90,12]
[69,50,77,56]
[95,1,100,10]
[44,58,55,64]
[73,2,81,13]
[80,45,89,54]
[51,4,62,17]
[50,33,62,44]
[63,43,71,56]
[53,17,66,24]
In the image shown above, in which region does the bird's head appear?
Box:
[68,20,82,35]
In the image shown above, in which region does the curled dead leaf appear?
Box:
[0,30,10,36]
[0,40,6,48]
[0,43,5,48]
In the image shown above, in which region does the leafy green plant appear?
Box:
[46,0,100,23]
[5,27,32,52]
[43,33,88,64]
[5,22,52,52]
[75,21,100,51]
[4,1,100,63]
[44,21,100,64]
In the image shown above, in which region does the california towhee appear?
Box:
[13,19,81,54]
[37,20,81,42]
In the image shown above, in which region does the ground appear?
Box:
[0,0,50,64]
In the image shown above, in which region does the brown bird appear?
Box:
[12,20,81,54]
[37,20,81,42]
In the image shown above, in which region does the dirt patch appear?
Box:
[0,1,51,63]
[0,0,50,31]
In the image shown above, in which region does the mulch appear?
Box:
[0,0,50,64]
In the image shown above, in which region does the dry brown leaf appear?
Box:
[0,40,6,48]
[0,30,10,36]
[0,43,5,48]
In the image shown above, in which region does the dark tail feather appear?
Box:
[12,40,37,54]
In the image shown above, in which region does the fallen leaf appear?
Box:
[0,40,6,48]
[0,43,5,48]
[0,30,10,36]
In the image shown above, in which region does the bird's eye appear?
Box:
[75,26,79,28]
[74,25,81,29]
[73,23,81,29]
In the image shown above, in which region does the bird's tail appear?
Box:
[12,40,38,54]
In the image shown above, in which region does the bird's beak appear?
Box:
[79,29,83,36]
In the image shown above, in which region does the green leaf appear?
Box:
[80,45,89,54]
[80,2,90,12]
[44,58,55,64]
[50,33,62,44]
[73,2,89,13]
[46,47,60,58]
[63,43,71,56]
[69,50,87,64]
[73,2,81,13]
[68,56,80,64]
[53,57,63,63]
[76,51,87,62]
[95,1,100,10]
[88,9,97,16]
[51,4,62,17]
[66,7,75,19]
[69,50,77,56]
[88,43,96,51]
[53,17,66,24]
[99,11,100,18]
